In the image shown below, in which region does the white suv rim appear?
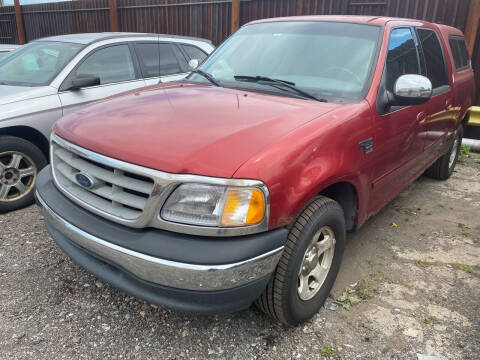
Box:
[0,151,36,203]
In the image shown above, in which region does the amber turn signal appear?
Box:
[220,188,265,227]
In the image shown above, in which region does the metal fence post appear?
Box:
[464,0,480,56]
[231,0,240,33]
[109,0,119,32]
[13,0,25,44]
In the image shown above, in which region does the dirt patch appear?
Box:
[1,155,479,359]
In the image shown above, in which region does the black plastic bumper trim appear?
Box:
[46,221,270,314]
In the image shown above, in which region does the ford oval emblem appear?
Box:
[75,172,95,189]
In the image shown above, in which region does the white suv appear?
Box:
[0,33,214,212]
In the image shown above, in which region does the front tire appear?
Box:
[0,136,47,213]
[256,196,346,326]
[425,125,463,180]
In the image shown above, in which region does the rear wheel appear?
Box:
[425,125,463,180]
[0,136,47,213]
[256,196,346,326]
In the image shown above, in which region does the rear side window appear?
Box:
[135,43,159,78]
[75,45,136,85]
[181,44,208,62]
[385,28,420,92]
[159,43,183,75]
[449,36,470,71]
[171,44,188,72]
[417,28,449,88]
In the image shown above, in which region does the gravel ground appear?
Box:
[1,154,479,360]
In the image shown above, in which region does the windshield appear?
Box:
[0,41,83,87]
[190,21,381,102]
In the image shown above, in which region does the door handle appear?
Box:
[416,111,427,123]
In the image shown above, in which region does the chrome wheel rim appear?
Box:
[449,136,459,168]
[298,226,336,301]
[0,151,36,203]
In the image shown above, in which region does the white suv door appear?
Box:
[59,43,146,115]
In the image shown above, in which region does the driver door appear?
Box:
[369,27,428,212]
[59,43,145,115]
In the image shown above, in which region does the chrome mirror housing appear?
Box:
[392,74,432,105]
[188,59,199,71]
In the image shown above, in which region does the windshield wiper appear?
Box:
[234,75,327,102]
[192,69,221,87]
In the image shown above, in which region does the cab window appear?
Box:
[448,36,470,71]
[385,28,420,92]
[416,28,449,88]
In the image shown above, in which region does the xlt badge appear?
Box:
[359,138,374,154]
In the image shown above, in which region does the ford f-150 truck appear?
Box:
[35,16,475,325]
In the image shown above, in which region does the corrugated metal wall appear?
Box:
[21,0,110,42]
[117,0,231,46]
[0,0,472,45]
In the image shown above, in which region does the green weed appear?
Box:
[321,346,333,357]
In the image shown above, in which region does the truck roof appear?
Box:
[249,15,464,35]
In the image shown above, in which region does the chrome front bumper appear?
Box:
[36,190,283,291]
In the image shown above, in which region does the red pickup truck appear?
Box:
[35,16,475,325]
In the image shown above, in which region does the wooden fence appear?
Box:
[0,0,479,102]
[0,0,476,46]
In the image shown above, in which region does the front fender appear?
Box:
[0,96,62,139]
[234,101,375,229]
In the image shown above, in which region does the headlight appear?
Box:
[160,183,266,227]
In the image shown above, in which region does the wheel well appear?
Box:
[0,126,49,161]
[319,182,358,232]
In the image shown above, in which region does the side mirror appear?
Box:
[188,59,199,71]
[389,74,432,106]
[67,74,101,91]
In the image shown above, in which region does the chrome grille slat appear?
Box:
[54,147,153,194]
[56,162,147,210]
[51,142,154,221]
[54,171,141,219]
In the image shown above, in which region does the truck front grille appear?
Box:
[51,141,154,221]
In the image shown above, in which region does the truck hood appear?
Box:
[0,85,57,106]
[55,83,341,178]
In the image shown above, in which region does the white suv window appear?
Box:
[75,45,136,85]
[181,44,207,62]
[135,42,160,78]
[159,43,183,75]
